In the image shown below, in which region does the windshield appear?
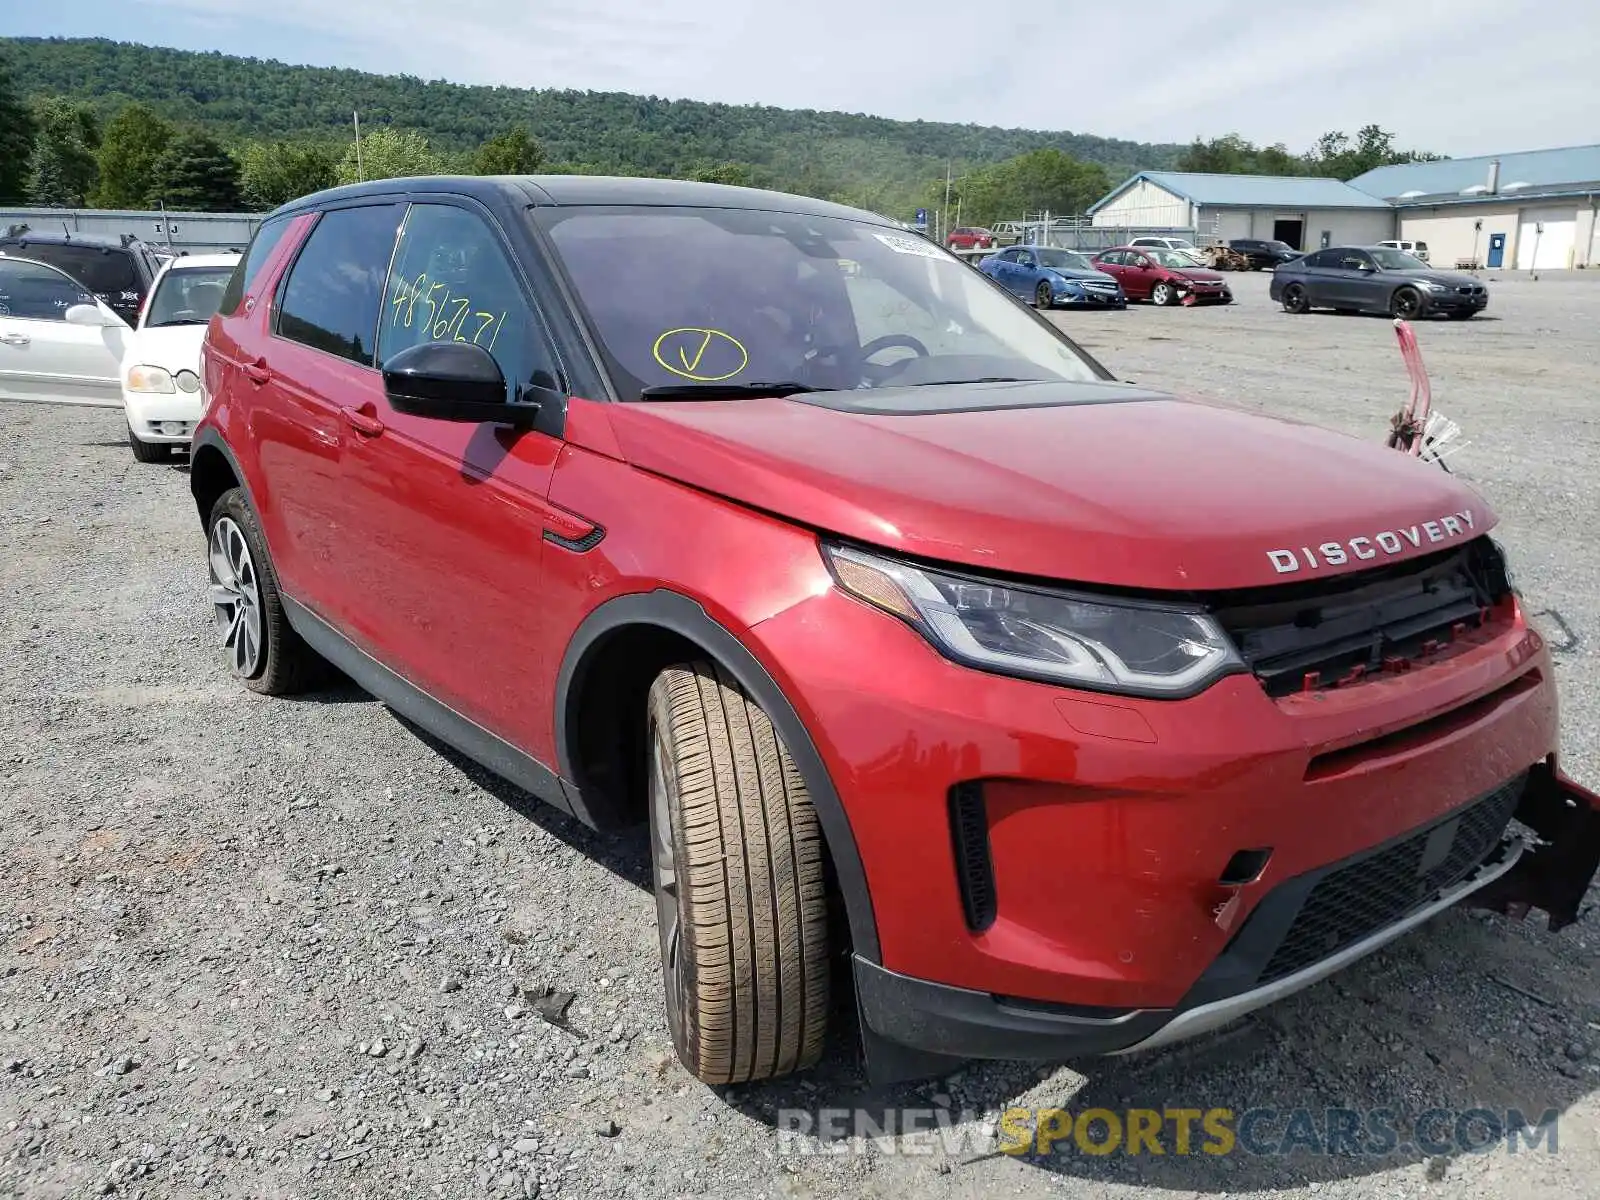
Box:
[1150,250,1203,269]
[6,243,139,294]
[1034,248,1095,272]
[538,207,1104,397]
[145,266,234,327]
[1263,241,1294,253]
[1369,248,1429,270]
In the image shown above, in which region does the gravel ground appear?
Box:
[2,269,1597,1200]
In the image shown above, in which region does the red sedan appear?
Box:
[1093,245,1234,305]
[946,226,996,250]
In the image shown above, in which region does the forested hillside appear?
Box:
[1,36,1184,216]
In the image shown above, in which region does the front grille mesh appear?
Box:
[1259,775,1524,983]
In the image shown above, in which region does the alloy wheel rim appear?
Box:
[1154,283,1171,304]
[208,516,264,677]
[649,733,688,1043]
[1037,283,1050,307]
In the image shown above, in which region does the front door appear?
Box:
[1487,233,1506,268]
[0,257,128,406]
[333,199,569,753]
[1326,248,1379,308]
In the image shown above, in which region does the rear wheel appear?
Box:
[1391,287,1424,320]
[1151,281,1175,306]
[1034,281,1053,309]
[647,661,830,1084]
[128,424,170,463]
[206,488,324,695]
[1282,283,1310,314]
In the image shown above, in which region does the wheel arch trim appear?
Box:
[555,589,882,963]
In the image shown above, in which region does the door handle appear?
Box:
[243,359,272,385]
[0,333,28,347]
[340,405,385,437]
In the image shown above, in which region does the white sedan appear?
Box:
[122,252,240,463]
[0,254,131,407]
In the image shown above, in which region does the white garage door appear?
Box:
[1516,207,1576,270]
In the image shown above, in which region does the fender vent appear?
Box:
[949,782,997,932]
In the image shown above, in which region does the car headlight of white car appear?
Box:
[126,364,176,393]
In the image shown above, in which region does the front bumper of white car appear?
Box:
[122,389,204,444]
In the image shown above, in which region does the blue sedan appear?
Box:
[979,246,1126,309]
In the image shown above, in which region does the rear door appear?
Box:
[331,197,569,751]
[250,202,406,615]
[0,257,128,406]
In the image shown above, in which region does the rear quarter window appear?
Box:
[219,216,293,316]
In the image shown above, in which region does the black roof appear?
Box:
[0,229,147,250]
[270,174,896,228]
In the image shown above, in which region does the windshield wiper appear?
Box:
[637,381,820,401]
[930,376,1042,386]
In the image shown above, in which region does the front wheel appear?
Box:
[1150,281,1175,306]
[647,662,830,1084]
[1282,283,1310,314]
[1391,287,1424,320]
[128,424,170,463]
[1034,281,1053,309]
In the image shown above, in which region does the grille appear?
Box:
[1210,536,1511,697]
[948,782,997,932]
[1456,285,1485,295]
[1259,775,1524,983]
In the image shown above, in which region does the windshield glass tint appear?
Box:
[146,267,234,326]
[1151,250,1201,268]
[1370,248,1428,270]
[10,244,139,294]
[1034,249,1095,271]
[540,207,1102,397]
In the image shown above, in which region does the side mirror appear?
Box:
[65,302,123,328]
[381,342,539,428]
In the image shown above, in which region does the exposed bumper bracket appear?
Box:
[1465,761,1600,931]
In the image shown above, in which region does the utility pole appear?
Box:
[353,111,364,182]
[942,160,952,243]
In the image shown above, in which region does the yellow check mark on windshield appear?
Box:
[678,330,714,374]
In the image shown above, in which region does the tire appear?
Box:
[646,661,830,1085]
[1391,287,1424,320]
[128,424,170,463]
[1282,283,1310,314]
[1034,281,1053,309]
[206,487,324,695]
[1150,281,1175,306]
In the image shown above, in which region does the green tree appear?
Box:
[689,162,755,186]
[944,149,1111,225]
[146,130,242,211]
[337,127,442,184]
[92,103,174,208]
[1177,134,1305,176]
[473,126,544,175]
[25,97,100,206]
[239,140,337,209]
[1305,125,1445,180]
[0,57,36,204]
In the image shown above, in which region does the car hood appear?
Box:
[1048,268,1118,283]
[1172,267,1227,282]
[1398,268,1480,288]
[122,323,208,372]
[604,381,1492,591]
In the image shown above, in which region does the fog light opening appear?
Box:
[1219,848,1273,886]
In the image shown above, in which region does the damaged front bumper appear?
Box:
[1466,759,1600,930]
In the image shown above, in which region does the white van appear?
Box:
[1378,239,1429,263]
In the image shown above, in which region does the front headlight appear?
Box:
[126,364,175,393]
[1418,280,1448,292]
[824,545,1244,697]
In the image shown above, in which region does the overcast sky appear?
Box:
[9,0,1597,157]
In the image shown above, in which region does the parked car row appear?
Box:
[978,244,1232,308]
[0,238,240,458]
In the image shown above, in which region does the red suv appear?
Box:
[193,176,1598,1087]
[946,226,996,250]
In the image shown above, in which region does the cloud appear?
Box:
[39,0,1600,155]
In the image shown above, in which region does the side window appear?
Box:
[276,204,402,365]
[998,249,1019,263]
[1338,251,1373,271]
[220,216,293,316]
[1015,251,1035,268]
[0,258,94,321]
[377,203,558,395]
[1301,250,1328,268]
[1098,251,1122,266]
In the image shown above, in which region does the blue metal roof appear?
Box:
[1089,171,1393,214]
[1348,144,1600,203]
